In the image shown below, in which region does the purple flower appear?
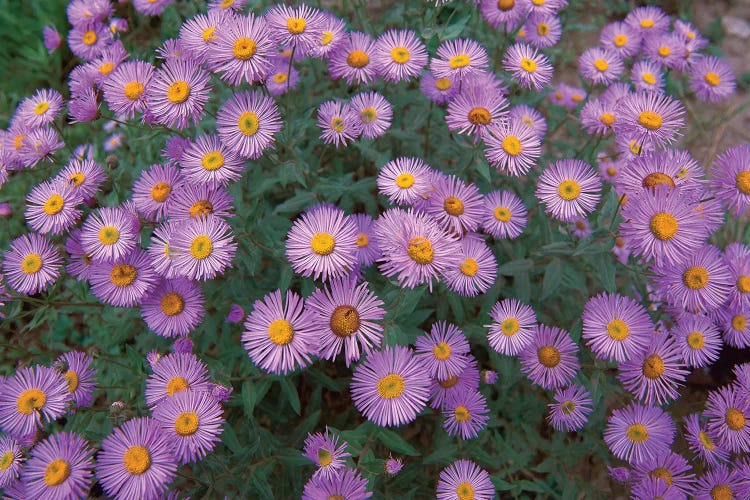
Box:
[265,4,325,56]
[724,242,750,309]
[421,174,484,236]
[704,386,750,454]
[145,58,211,130]
[0,366,70,438]
[349,91,392,140]
[147,221,180,279]
[443,236,497,297]
[603,403,675,464]
[178,10,227,65]
[480,0,528,31]
[624,6,670,36]
[519,324,580,390]
[310,13,347,59]
[43,25,62,53]
[316,100,362,148]
[608,466,629,483]
[141,278,205,338]
[180,134,244,188]
[484,119,542,176]
[352,213,381,268]
[430,38,489,81]
[436,460,494,500]
[68,22,111,61]
[509,103,547,139]
[618,334,689,406]
[89,249,158,307]
[145,353,211,408]
[102,61,153,119]
[384,455,403,475]
[132,0,174,16]
[486,298,537,356]
[690,56,736,103]
[168,183,234,222]
[302,429,351,479]
[350,346,430,427]
[614,91,686,149]
[25,181,83,236]
[643,33,688,71]
[580,97,617,136]
[210,13,274,85]
[0,435,23,487]
[579,47,624,86]
[95,417,178,500]
[481,190,527,240]
[694,464,748,500]
[673,314,722,369]
[503,42,553,91]
[16,89,64,128]
[55,158,105,199]
[524,13,562,48]
[419,71,459,105]
[23,431,94,499]
[169,214,237,281]
[302,468,371,500]
[328,32,377,85]
[18,127,64,168]
[632,59,665,94]
[446,87,509,142]
[536,159,602,222]
[172,337,193,354]
[630,451,695,495]
[372,29,428,83]
[630,476,683,500]
[80,206,138,263]
[216,90,282,160]
[547,384,593,432]
[430,359,480,410]
[710,144,750,217]
[582,292,653,363]
[414,322,470,380]
[2,232,62,295]
[226,304,244,324]
[599,21,641,58]
[616,149,701,198]
[132,163,182,221]
[683,413,730,467]
[376,157,433,206]
[265,58,300,95]
[442,390,489,440]
[57,351,97,409]
[242,289,316,374]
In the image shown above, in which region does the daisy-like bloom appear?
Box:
[724,242,750,309]
[643,33,687,71]
[103,132,124,152]
[162,135,192,166]
[618,334,689,406]
[620,186,707,266]
[2,232,62,295]
[374,208,462,291]
[674,19,708,50]
[145,353,211,408]
[226,304,244,324]
[419,71,459,105]
[306,277,385,367]
[519,325,580,390]
[265,4,325,56]
[88,41,128,84]
[484,119,542,176]
[178,10,227,65]
[170,214,237,281]
[479,0,528,30]
[581,292,653,363]
[352,214,380,267]
[141,278,205,338]
[443,389,489,440]
[18,127,64,169]
[384,456,403,475]
[631,59,665,94]
[604,403,675,464]
[507,105,545,139]
[690,55,736,103]
[630,476,683,500]
[132,163,182,221]
[132,0,175,16]
[436,460,494,500]
[350,345,430,427]
[630,451,696,495]
[579,47,624,86]
[443,236,497,297]
[503,43,553,91]
[285,203,358,281]
[547,384,593,432]
[68,22,111,61]
[705,385,750,453]
[55,158,105,199]
[614,91,686,149]
[445,87,509,142]
[0,435,23,487]
[0,365,69,438]
[431,358,480,411]
[710,144,750,217]
[654,245,732,313]
[216,90,282,160]
[152,390,224,465]
[25,181,83,236]
[145,58,211,130]
[414,322,470,380]
[536,159,601,223]
[422,175,484,236]
[717,304,750,349]
[486,298,537,356]
[102,61,153,119]
[80,206,138,263]
[180,134,244,188]
[617,150,702,198]
[302,429,351,479]
[168,184,233,222]
[430,38,489,81]
[481,190,527,240]
[673,314,722,369]
[43,25,62,53]
[624,6,670,36]
[683,413,730,467]
[372,29,427,83]
[89,249,158,307]
[242,289,316,374]
[265,58,300,95]
[16,89,64,128]
[349,91,392,140]
[310,12,347,59]
[96,417,178,500]
[302,468,372,500]
[695,464,749,500]
[210,13,274,85]
[23,431,94,499]
[57,351,97,408]
[524,13,562,48]
[599,21,641,58]
[328,32,377,85]
[377,157,433,206]
[316,100,362,148]
[570,217,592,239]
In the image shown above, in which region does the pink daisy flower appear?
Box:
[210,13,275,85]
[372,29,428,83]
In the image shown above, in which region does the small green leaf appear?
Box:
[376,428,420,456]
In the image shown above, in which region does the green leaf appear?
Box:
[497,259,533,276]
[376,428,420,456]
[221,423,242,454]
[541,258,562,300]
[278,377,301,415]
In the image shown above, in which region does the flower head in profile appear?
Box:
[302,429,351,479]
[56,351,97,409]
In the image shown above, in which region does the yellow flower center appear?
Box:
[735,171,750,195]
[626,423,649,443]
[43,193,64,215]
[99,62,115,75]
[377,373,405,399]
[330,117,345,132]
[561,401,576,415]
[642,354,665,380]
[638,111,663,131]
[160,292,185,316]
[123,446,151,475]
[321,31,333,46]
[310,232,335,256]
[190,235,213,260]
[174,411,199,436]
[237,111,259,136]
[44,459,71,486]
[593,58,609,72]
[657,46,671,58]
[202,26,216,43]
[497,0,515,10]
[329,305,360,337]
[613,34,628,47]
[286,18,306,34]
[725,408,746,431]
[448,54,470,69]
[460,258,478,277]
[82,30,97,46]
[433,341,452,361]
[733,315,747,332]
[65,370,79,392]
[12,133,25,151]
[687,331,706,350]
[124,81,145,101]
[233,37,257,60]
[537,22,550,36]
[704,72,721,87]
[407,237,434,265]
[711,485,733,500]
[356,232,369,248]
[501,317,520,336]
[272,72,288,84]
[606,319,630,341]
[537,346,561,368]
[444,196,465,216]
[391,46,411,64]
[649,212,678,240]
[699,431,716,450]
[649,467,673,486]
[151,182,171,202]
[110,264,137,287]
[189,200,213,218]
[268,318,294,345]
[557,179,581,201]
[642,172,675,190]
[737,275,750,294]
[520,57,537,73]
[70,172,86,186]
[599,113,615,127]
[165,82,191,104]
[220,0,234,7]
[317,448,332,467]
[0,451,14,471]
[502,135,522,156]
[201,151,224,171]
[360,107,377,123]
[456,481,475,500]
[439,375,458,388]
[682,266,709,290]
[166,376,189,396]
[21,253,43,274]
[435,78,452,91]
[347,50,370,68]
[395,173,415,188]
[454,405,471,423]
[641,72,656,85]
[98,225,120,245]
[34,101,50,115]
[640,19,655,29]
[494,206,512,222]
[16,388,47,415]
[468,107,491,125]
